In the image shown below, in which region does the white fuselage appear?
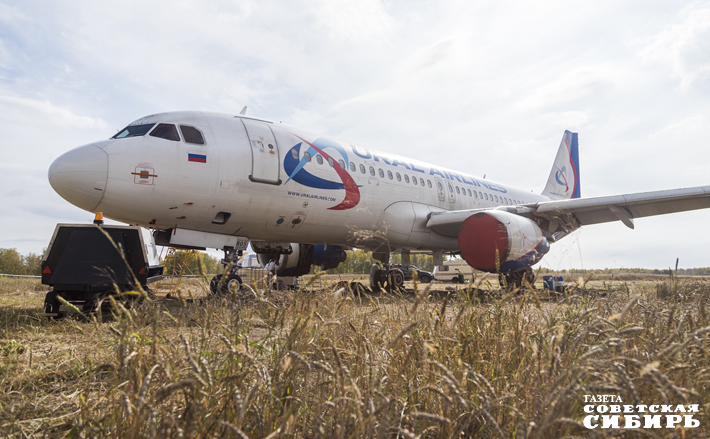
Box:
[49,111,550,253]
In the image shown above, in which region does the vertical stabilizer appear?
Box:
[541,130,580,200]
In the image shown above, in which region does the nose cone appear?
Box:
[48,144,108,212]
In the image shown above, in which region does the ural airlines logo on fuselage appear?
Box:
[283,136,361,210]
[283,136,512,210]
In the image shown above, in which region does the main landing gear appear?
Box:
[369,264,405,292]
[210,247,243,295]
[499,268,535,289]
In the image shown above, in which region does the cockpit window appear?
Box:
[180,125,205,145]
[150,123,180,141]
[112,123,155,139]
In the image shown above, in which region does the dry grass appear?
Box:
[1,275,710,438]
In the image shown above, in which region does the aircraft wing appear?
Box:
[426,185,710,240]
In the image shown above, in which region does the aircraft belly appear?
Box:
[380,202,415,243]
[408,203,458,249]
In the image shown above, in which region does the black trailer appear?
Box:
[41,224,163,317]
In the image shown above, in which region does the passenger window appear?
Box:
[447,182,453,192]
[437,181,443,190]
[350,162,356,172]
[427,180,432,188]
[396,172,401,181]
[379,169,384,178]
[468,189,472,196]
[150,123,180,141]
[316,155,323,165]
[338,159,345,169]
[113,123,155,139]
[387,170,393,180]
[369,166,375,176]
[456,186,460,194]
[291,149,299,160]
[420,178,425,186]
[474,191,478,198]
[404,175,410,183]
[484,193,488,200]
[495,195,499,202]
[328,157,335,167]
[180,125,205,145]
[413,177,418,185]
[360,164,366,174]
[305,152,312,162]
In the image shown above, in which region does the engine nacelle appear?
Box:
[312,244,347,270]
[256,244,346,276]
[457,210,549,273]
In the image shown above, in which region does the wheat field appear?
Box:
[1,274,709,438]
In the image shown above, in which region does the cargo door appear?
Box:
[242,119,281,185]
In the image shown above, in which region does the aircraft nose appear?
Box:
[48,144,108,212]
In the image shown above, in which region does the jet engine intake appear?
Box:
[457,210,549,273]
[256,244,346,276]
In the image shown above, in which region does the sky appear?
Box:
[1,0,710,270]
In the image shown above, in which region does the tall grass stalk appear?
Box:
[1,278,710,437]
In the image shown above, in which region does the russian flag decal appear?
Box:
[188,153,207,163]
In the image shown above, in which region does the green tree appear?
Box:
[24,252,42,276]
[162,250,222,277]
[0,248,44,275]
[0,248,26,275]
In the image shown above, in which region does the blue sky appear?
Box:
[1,0,710,269]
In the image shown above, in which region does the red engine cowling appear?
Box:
[457,210,549,273]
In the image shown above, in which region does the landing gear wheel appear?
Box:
[499,268,535,290]
[388,269,405,291]
[369,265,404,292]
[373,269,388,291]
[210,274,242,295]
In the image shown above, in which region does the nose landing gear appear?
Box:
[210,247,243,295]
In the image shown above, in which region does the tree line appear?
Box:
[3,246,709,277]
[317,250,435,274]
[0,248,43,276]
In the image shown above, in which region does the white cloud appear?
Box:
[514,65,621,112]
[640,3,710,90]
[309,0,395,43]
[0,96,107,129]
[0,0,709,269]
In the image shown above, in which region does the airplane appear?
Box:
[47,110,710,291]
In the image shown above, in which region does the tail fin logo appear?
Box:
[554,166,569,192]
[541,131,580,200]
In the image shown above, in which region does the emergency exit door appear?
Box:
[242,119,281,185]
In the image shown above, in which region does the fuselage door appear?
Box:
[446,180,456,203]
[242,119,281,185]
[435,177,446,202]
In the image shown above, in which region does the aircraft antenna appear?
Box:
[239,106,247,115]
